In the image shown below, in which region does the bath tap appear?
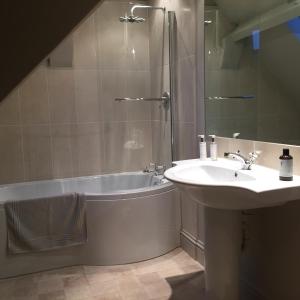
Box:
[224,150,259,170]
[143,163,156,173]
[143,163,166,176]
[155,165,166,176]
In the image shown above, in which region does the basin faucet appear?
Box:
[224,150,259,170]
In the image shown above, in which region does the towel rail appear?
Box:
[115,97,167,102]
[205,95,255,100]
[115,92,170,108]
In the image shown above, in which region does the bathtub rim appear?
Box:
[84,182,175,200]
[0,171,175,203]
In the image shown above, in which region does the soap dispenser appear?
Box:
[198,135,207,160]
[279,148,293,181]
[209,135,217,161]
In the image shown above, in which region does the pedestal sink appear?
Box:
[164,158,300,300]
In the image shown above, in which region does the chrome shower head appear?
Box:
[119,15,146,23]
[119,4,165,23]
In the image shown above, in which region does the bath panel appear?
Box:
[0,172,180,278]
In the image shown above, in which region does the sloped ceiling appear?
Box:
[0,0,103,101]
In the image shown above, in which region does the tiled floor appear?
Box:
[0,248,205,300]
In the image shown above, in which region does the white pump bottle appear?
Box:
[209,135,217,160]
[198,135,207,160]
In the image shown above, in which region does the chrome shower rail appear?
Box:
[115,92,170,107]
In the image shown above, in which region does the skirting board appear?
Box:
[180,230,205,266]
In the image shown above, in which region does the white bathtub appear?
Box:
[0,172,180,278]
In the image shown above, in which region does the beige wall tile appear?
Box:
[73,14,97,69]
[175,122,197,160]
[0,126,24,184]
[125,18,150,71]
[0,0,158,182]
[0,90,20,125]
[47,69,76,124]
[151,120,171,166]
[176,0,196,59]
[96,1,149,71]
[127,71,151,121]
[96,2,130,70]
[150,68,165,122]
[103,122,129,173]
[19,66,50,125]
[127,121,153,171]
[74,70,100,122]
[177,56,196,123]
[71,123,103,176]
[149,7,168,70]
[216,136,300,175]
[100,70,128,122]
[51,124,74,179]
[23,125,53,181]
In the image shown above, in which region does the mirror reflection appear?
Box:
[205,0,300,145]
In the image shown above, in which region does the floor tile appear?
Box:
[0,248,204,300]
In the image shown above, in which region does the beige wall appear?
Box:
[0,1,155,184]
[150,0,200,162]
[148,0,206,264]
[0,0,204,268]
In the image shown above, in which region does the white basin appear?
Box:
[165,158,300,300]
[165,158,300,210]
[176,164,256,182]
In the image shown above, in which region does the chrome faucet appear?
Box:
[143,162,156,173]
[224,150,259,170]
[143,163,166,176]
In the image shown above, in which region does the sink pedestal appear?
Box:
[204,207,242,300]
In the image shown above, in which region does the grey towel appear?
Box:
[4,193,87,254]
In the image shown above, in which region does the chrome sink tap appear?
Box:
[224,150,259,170]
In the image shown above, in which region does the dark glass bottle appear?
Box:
[279,148,293,181]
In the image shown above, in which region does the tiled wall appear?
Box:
[0,0,156,184]
[0,0,205,266]
[150,0,200,162]
[149,0,205,264]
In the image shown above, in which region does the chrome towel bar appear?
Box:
[205,95,255,100]
[115,92,170,108]
[115,97,167,102]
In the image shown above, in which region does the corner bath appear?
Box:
[0,172,180,279]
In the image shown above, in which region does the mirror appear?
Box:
[205,0,300,145]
